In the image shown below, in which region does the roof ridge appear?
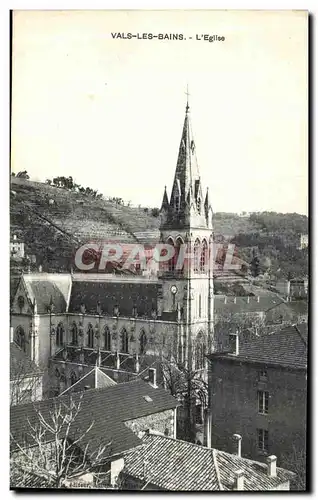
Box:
[59,367,95,396]
[212,449,224,490]
[293,323,307,346]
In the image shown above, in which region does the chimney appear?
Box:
[13,234,17,241]
[148,368,157,388]
[257,296,260,303]
[247,296,250,304]
[266,455,277,477]
[10,326,14,343]
[224,296,227,304]
[233,434,242,457]
[229,333,239,356]
[234,296,237,304]
[234,470,244,490]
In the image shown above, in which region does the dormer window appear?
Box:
[259,370,268,381]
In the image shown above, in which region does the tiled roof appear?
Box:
[68,280,159,317]
[10,342,43,380]
[208,323,307,369]
[123,433,294,491]
[10,379,178,458]
[23,278,68,313]
[214,295,284,315]
[287,300,308,315]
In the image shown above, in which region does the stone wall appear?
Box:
[125,409,175,438]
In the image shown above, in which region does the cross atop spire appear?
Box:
[185,84,190,113]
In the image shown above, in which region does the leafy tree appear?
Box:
[16,171,30,179]
[250,249,260,277]
[151,208,160,217]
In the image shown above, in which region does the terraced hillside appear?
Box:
[10,178,308,279]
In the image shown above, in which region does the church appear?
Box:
[10,97,214,399]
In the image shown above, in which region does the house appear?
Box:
[10,235,25,259]
[299,234,308,250]
[10,379,179,488]
[206,324,307,486]
[120,431,294,491]
[10,341,43,405]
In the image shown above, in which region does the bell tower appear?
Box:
[159,93,214,370]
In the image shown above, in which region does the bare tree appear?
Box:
[161,356,208,443]
[281,445,306,491]
[10,359,43,406]
[10,395,112,489]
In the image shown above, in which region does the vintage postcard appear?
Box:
[10,10,308,491]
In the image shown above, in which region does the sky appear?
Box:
[11,10,308,214]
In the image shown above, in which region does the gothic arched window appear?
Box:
[104,325,111,351]
[194,239,201,274]
[196,197,201,214]
[200,239,208,273]
[140,330,147,355]
[70,322,78,346]
[195,331,206,370]
[15,326,26,352]
[175,195,180,212]
[121,328,129,353]
[70,371,77,386]
[87,323,94,348]
[56,323,64,347]
[175,238,183,274]
[167,238,175,272]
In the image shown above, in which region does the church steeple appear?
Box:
[160,185,169,211]
[160,93,208,230]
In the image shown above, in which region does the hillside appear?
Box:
[10,178,308,279]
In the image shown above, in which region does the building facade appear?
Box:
[10,100,214,399]
[207,324,307,479]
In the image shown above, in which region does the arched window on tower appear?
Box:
[167,238,175,272]
[56,323,64,347]
[87,323,94,348]
[194,239,201,274]
[104,325,111,351]
[200,239,208,273]
[121,328,129,354]
[195,331,206,370]
[196,197,201,214]
[175,195,180,212]
[15,326,26,352]
[175,237,183,274]
[70,371,77,386]
[70,322,78,346]
[140,329,147,355]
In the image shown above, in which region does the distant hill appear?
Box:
[10,177,308,279]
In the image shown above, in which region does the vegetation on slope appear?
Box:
[10,177,308,280]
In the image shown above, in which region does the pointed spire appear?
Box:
[160,185,169,210]
[204,187,210,211]
[160,91,211,231]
